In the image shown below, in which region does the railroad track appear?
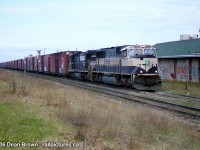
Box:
[154,91,200,103]
[24,72,200,120]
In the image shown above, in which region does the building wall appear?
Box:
[159,59,175,80]
[176,59,189,80]
[158,58,200,82]
[191,58,200,82]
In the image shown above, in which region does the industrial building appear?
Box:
[154,35,200,82]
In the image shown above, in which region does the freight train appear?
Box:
[0,45,162,90]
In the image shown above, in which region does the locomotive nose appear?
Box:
[137,58,158,73]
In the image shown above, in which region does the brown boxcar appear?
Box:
[38,55,44,73]
[8,61,11,68]
[0,62,4,68]
[26,57,29,71]
[59,52,73,75]
[17,59,20,70]
[17,59,23,70]
[43,54,50,73]
[14,60,18,69]
[6,62,8,68]
[49,53,57,74]
[20,59,23,70]
[9,61,11,68]
[11,60,15,69]
[49,51,74,75]
[34,56,38,72]
[29,57,34,72]
[26,57,30,71]
[13,60,15,69]
[22,58,27,70]
[21,59,25,70]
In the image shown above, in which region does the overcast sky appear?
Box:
[0,0,200,62]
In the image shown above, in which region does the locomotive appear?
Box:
[68,45,162,90]
[0,45,162,91]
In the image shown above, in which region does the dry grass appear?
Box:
[0,69,200,150]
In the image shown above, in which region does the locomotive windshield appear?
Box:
[144,49,156,55]
[129,49,143,58]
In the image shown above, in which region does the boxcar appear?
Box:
[11,60,15,69]
[50,52,64,75]
[49,53,57,74]
[9,61,11,69]
[17,59,20,70]
[0,62,4,68]
[21,59,25,70]
[49,51,78,75]
[29,57,34,72]
[38,55,44,73]
[59,52,70,75]
[26,57,29,71]
[18,59,23,70]
[7,61,11,69]
[43,54,50,73]
[34,56,38,72]
[14,60,18,70]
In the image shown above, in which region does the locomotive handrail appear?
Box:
[131,66,138,85]
[132,66,139,75]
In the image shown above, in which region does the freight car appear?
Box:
[17,59,23,70]
[38,55,44,73]
[49,51,79,76]
[68,45,162,90]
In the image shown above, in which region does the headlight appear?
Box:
[140,70,143,74]
[155,70,158,73]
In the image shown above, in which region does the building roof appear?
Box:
[158,55,200,59]
[154,38,200,58]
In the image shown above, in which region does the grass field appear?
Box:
[0,102,56,142]
[0,69,200,150]
[161,80,200,97]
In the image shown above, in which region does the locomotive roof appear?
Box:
[81,50,96,54]
[98,45,130,51]
[121,45,154,51]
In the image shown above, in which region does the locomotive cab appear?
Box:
[121,45,162,90]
